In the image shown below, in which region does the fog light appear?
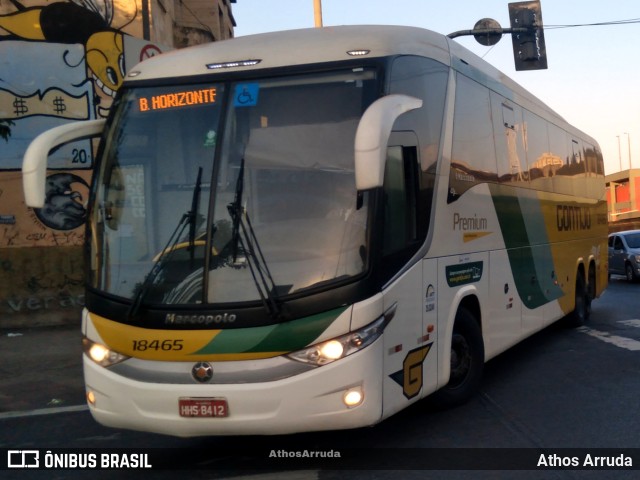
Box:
[86,390,96,406]
[343,388,363,408]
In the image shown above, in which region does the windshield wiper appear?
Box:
[229,159,245,264]
[188,167,203,262]
[128,167,203,320]
[227,159,289,319]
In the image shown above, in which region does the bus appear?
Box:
[22,25,608,437]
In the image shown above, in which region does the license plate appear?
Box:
[179,398,229,418]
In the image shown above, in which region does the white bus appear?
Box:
[23,25,608,436]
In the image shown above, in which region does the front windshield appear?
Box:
[625,233,640,249]
[89,68,377,306]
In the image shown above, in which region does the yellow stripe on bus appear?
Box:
[89,313,285,361]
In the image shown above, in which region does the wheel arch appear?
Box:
[438,287,483,390]
[564,261,590,328]
[587,258,597,299]
[432,288,485,406]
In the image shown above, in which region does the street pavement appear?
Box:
[0,324,85,415]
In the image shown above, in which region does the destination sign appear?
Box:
[138,87,217,112]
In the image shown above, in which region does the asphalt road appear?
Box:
[1,277,639,479]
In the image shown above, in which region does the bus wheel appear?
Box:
[565,272,590,328]
[430,307,484,408]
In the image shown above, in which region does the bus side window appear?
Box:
[449,74,498,202]
[381,145,420,279]
[491,92,527,186]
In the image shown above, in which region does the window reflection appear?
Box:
[448,73,605,203]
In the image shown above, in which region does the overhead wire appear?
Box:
[544,18,640,30]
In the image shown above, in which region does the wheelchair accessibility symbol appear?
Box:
[234,83,259,107]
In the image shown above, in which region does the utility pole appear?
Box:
[314,0,323,28]
[624,132,632,169]
[142,0,150,40]
[617,135,622,172]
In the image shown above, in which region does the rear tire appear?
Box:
[565,272,590,328]
[430,307,484,408]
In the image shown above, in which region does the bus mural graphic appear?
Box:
[21,25,608,437]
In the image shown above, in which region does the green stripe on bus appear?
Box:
[490,184,562,309]
[193,306,348,355]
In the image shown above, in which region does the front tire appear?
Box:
[625,263,637,283]
[430,307,484,407]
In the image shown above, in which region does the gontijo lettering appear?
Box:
[139,87,217,111]
[556,205,591,231]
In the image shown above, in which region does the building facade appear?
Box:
[606,169,640,232]
[0,0,235,328]
[152,0,236,46]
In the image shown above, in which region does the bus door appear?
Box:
[380,134,438,415]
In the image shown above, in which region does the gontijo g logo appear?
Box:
[389,344,433,399]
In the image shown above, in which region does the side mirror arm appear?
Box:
[22,119,106,207]
[354,94,422,190]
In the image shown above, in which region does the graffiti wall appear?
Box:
[0,1,168,327]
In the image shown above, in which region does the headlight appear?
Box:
[83,337,129,367]
[286,308,394,366]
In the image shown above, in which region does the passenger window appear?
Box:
[380,144,422,282]
[583,141,604,198]
[523,110,549,189]
[548,125,570,194]
[449,74,497,202]
[614,237,624,250]
[565,138,586,196]
[389,55,448,174]
[383,146,418,256]
[571,139,583,167]
[491,92,527,186]
[502,104,515,129]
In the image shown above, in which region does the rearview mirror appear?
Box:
[354,94,422,190]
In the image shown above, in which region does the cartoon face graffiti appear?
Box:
[34,173,89,230]
[0,1,132,103]
[86,30,124,98]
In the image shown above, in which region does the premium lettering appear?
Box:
[453,213,488,231]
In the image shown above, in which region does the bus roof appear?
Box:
[126,25,598,148]
[128,25,451,80]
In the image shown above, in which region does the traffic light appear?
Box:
[508,1,547,71]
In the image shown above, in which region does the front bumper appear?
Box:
[84,340,384,437]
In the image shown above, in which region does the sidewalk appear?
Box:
[0,324,85,414]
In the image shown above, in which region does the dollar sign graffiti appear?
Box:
[53,96,67,115]
[13,97,28,116]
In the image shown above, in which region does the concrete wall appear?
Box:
[1,1,235,329]
[0,245,85,329]
[0,1,177,328]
